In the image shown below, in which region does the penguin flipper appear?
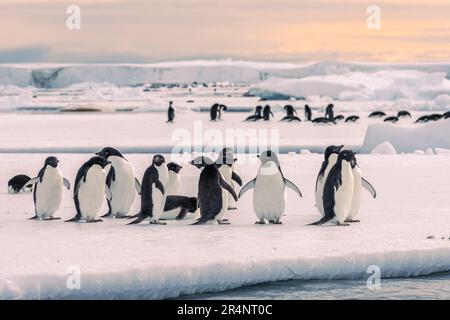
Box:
[22,177,39,190]
[362,177,377,198]
[105,186,113,201]
[127,214,146,225]
[63,178,71,190]
[134,178,142,195]
[175,208,188,220]
[101,201,112,218]
[284,178,302,198]
[219,177,238,201]
[308,216,333,226]
[155,180,165,194]
[238,179,256,198]
[231,172,243,186]
[106,166,116,188]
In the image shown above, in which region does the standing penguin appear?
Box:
[128,155,169,225]
[244,106,263,121]
[190,156,238,225]
[167,101,175,123]
[325,104,334,120]
[25,157,70,220]
[305,104,312,121]
[216,148,242,210]
[263,105,274,121]
[315,145,344,217]
[346,155,377,223]
[239,151,302,224]
[95,147,141,219]
[166,162,183,195]
[210,103,220,121]
[66,156,111,223]
[309,150,355,226]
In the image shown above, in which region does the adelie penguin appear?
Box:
[312,117,335,124]
[304,104,312,121]
[167,101,175,123]
[239,150,302,225]
[384,116,399,123]
[162,196,198,220]
[325,104,334,120]
[280,105,301,122]
[96,147,141,219]
[309,150,355,226]
[8,174,32,194]
[244,106,263,121]
[66,156,111,223]
[190,156,238,225]
[315,145,344,217]
[369,111,386,118]
[263,105,274,121]
[397,110,411,118]
[128,155,169,225]
[210,103,220,121]
[25,156,70,221]
[216,148,242,210]
[345,115,359,122]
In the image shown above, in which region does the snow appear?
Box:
[370,142,397,155]
[0,153,449,299]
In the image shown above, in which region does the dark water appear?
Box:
[185,272,450,300]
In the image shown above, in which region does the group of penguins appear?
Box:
[7,145,377,226]
[369,110,450,123]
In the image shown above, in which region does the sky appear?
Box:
[0,0,449,63]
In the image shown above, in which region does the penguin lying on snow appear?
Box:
[369,111,386,118]
[345,115,359,122]
[96,147,141,219]
[280,105,301,122]
[384,116,399,123]
[8,174,32,194]
[312,117,335,124]
[66,156,111,223]
[244,106,263,121]
[162,196,198,220]
[25,157,71,221]
[190,156,238,225]
[128,154,169,225]
[397,110,411,118]
[239,150,302,225]
[334,115,345,121]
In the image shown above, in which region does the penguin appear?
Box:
[245,106,263,121]
[325,104,334,120]
[384,116,399,123]
[8,174,32,194]
[216,148,242,210]
[167,101,175,123]
[280,105,301,122]
[346,155,377,223]
[210,103,220,121]
[128,154,169,225]
[312,117,336,124]
[309,150,355,226]
[66,156,111,223]
[166,162,183,195]
[239,150,302,224]
[334,115,345,121]
[162,196,198,220]
[429,114,443,121]
[305,104,312,121]
[369,111,386,118]
[345,115,359,122]
[218,104,227,120]
[190,156,238,225]
[263,105,274,121]
[25,157,70,220]
[415,115,430,123]
[397,110,411,118]
[315,145,344,217]
[442,111,450,119]
[95,147,141,219]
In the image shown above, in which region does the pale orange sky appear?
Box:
[0,0,449,62]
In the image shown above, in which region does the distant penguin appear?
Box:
[315,145,344,217]
[397,110,411,118]
[429,113,443,121]
[218,104,227,120]
[415,115,430,123]
[325,104,334,120]
[442,111,450,119]
[8,174,32,194]
[96,147,141,219]
[166,162,183,195]
[369,111,386,118]
[66,156,111,223]
[210,103,220,121]
[309,150,355,226]
[239,150,302,224]
[25,157,70,220]
[345,115,359,122]
[347,155,377,223]
[334,115,345,121]
[263,105,274,121]
[216,148,242,210]
[305,104,312,121]
[384,116,399,123]
[312,117,336,124]
[128,155,169,225]
[190,156,237,225]
[167,101,175,123]
[245,106,263,121]
[281,105,301,122]
[162,196,198,220]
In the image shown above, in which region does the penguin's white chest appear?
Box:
[108,157,136,216]
[333,162,354,223]
[152,164,169,220]
[315,154,338,216]
[35,167,63,218]
[166,171,180,195]
[253,162,286,220]
[348,166,362,220]
[78,165,107,221]
[219,165,237,209]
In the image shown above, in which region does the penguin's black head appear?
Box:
[324,145,344,160]
[45,156,59,168]
[96,147,124,159]
[167,162,183,173]
[190,156,214,169]
[350,154,358,169]
[89,156,111,169]
[339,150,356,163]
[256,106,262,110]
[152,154,165,166]
[327,104,334,108]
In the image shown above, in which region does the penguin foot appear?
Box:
[87,219,103,223]
[116,215,132,219]
[149,220,167,225]
[227,207,238,210]
[345,219,360,223]
[272,219,283,225]
[336,222,350,226]
[217,220,230,225]
[255,219,265,225]
[47,217,61,221]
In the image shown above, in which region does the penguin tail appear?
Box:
[29,215,38,220]
[308,216,333,226]
[192,218,207,225]
[65,216,80,223]
[127,214,146,225]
